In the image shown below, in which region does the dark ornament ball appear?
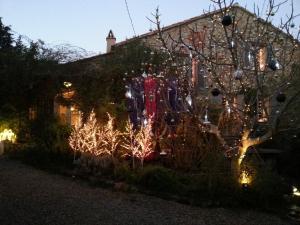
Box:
[276,93,286,102]
[268,59,278,71]
[211,88,221,96]
[222,15,232,26]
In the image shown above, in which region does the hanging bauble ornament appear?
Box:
[211,88,220,96]
[230,40,235,48]
[268,59,279,71]
[142,71,147,78]
[222,15,232,26]
[125,89,132,98]
[234,69,243,80]
[186,94,192,106]
[203,109,211,124]
[276,92,286,102]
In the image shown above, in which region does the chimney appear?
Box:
[106,30,116,53]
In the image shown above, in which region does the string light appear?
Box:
[0,129,16,143]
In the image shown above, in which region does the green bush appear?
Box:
[138,165,182,194]
[7,143,74,173]
[114,162,138,184]
[74,153,114,177]
[250,166,290,209]
[187,172,239,206]
[30,117,71,153]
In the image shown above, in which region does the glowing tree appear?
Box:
[69,111,122,169]
[102,113,121,163]
[122,120,140,169]
[123,118,153,168]
[149,0,300,176]
[69,110,104,156]
[135,119,154,168]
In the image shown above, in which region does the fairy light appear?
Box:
[125,89,132,98]
[117,2,298,184]
[69,110,100,154]
[226,101,231,114]
[63,81,72,88]
[186,94,192,106]
[293,186,300,197]
[230,40,235,48]
[203,109,211,124]
[0,129,16,143]
[239,170,251,186]
[69,111,121,157]
[143,118,148,126]
[134,118,153,168]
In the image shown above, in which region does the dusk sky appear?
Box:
[1,0,299,54]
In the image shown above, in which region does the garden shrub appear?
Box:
[114,161,138,184]
[188,172,239,206]
[30,117,71,153]
[138,165,182,194]
[250,166,290,209]
[6,142,74,173]
[74,153,114,177]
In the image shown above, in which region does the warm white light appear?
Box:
[122,118,153,169]
[226,101,231,114]
[125,89,132,98]
[186,94,192,106]
[239,170,251,186]
[227,107,231,114]
[248,52,252,62]
[257,117,268,122]
[143,118,148,126]
[203,109,211,124]
[0,129,16,143]
[142,71,147,78]
[63,81,72,88]
[231,41,235,48]
[69,111,121,157]
[293,186,300,197]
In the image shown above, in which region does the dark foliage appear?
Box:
[7,143,74,174]
[137,165,182,194]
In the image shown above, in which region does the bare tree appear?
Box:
[149,0,300,175]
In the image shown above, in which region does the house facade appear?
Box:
[53,4,299,129]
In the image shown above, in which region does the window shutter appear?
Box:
[198,64,205,89]
[266,44,273,64]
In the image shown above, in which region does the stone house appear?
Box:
[53,4,299,127]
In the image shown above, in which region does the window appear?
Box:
[188,30,206,50]
[191,59,206,89]
[258,47,267,70]
[243,47,255,69]
[29,107,37,120]
[243,46,268,71]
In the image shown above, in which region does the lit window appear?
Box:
[258,47,266,70]
[29,107,37,120]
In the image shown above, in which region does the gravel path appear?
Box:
[0,156,292,225]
